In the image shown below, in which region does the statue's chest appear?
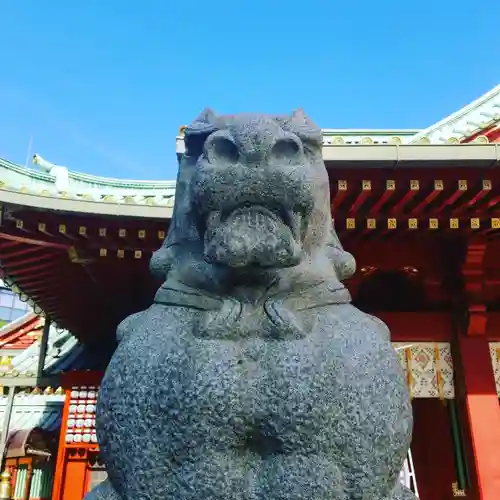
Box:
[151,332,343,424]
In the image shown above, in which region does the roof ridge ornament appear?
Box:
[32,154,69,192]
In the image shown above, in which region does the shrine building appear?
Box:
[2,84,500,500]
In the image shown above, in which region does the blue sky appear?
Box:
[1,1,499,180]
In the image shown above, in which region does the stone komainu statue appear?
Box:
[86,110,416,500]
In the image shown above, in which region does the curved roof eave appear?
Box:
[0,157,175,217]
[0,188,174,218]
[409,84,500,144]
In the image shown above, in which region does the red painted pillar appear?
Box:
[457,241,500,499]
[457,335,500,499]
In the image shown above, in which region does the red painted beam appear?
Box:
[455,188,491,215]
[486,196,500,211]
[8,269,55,284]
[0,246,44,261]
[0,232,70,250]
[432,189,467,215]
[369,190,395,215]
[7,262,58,277]
[348,181,371,216]
[391,183,419,214]
[4,253,56,271]
[410,189,442,216]
[376,312,453,341]
[0,241,23,251]
[332,191,348,212]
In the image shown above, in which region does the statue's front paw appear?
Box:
[84,480,122,500]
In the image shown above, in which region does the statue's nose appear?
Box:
[267,137,303,165]
[205,133,303,167]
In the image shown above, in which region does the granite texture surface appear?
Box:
[85,110,416,500]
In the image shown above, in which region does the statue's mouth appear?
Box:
[221,203,291,227]
[202,202,304,269]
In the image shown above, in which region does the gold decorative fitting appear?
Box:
[418,136,430,145]
[492,218,500,229]
[38,222,46,232]
[389,136,402,145]
[0,356,11,367]
[429,218,439,229]
[386,180,396,190]
[79,226,87,236]
[451,482,466,497]
[447,136,460,144]
[346,218,355,229]
[178,125,187,136]
[20,186,29,193]
[59,224,66,234]
[332,137,344,145]
[98,228,107,237]
[99,248,107,257]
[41,189,51,196]
[387,218,396,229]
[434,180,444,190]
[338,180,348,191]
[450,218,459,229]
[15,219,23,229]
[361,137,373,145]
[102,195,114,202]
[67,247,79,262]
[410,180,419,191]
[362,180,371,190]
[158,230,166,240]
[471,218,480,229]
[474,135,489,144]
[134,250,142,259]
[117,249,125,259]
[118,229,127,238]
[483,179,492,190]
[44,386,54,395]
[0,469,12,500]
[458,180,467,191]
[55,386,65,395]
[367,219,376,229]
[408,218,418,229]
[138,230,146,239]
[32,387,42,395]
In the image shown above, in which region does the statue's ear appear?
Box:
[289,108,309,125]
[186,108,218,136]
[184,108,218,157]
[286,109,323,145]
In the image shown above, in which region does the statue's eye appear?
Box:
[205,136,239,164]
[270,138,301,160]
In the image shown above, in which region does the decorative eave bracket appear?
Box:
[462,241,487,336]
